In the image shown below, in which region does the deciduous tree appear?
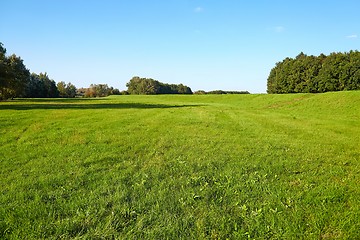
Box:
[126,76,192,95]
[267,51,360,93]
[57,81,77,98]
[0,49,30,99]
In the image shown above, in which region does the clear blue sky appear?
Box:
[1,0,359,93]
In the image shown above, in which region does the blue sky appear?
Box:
[1,0,359,93]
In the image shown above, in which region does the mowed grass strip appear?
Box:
[1,92,360,239]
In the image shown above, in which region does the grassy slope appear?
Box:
[0,92,360,239]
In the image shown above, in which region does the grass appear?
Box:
[1,91,360,239]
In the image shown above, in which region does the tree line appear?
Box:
[126,76,192,95]
[2,42,254,99]
[194,90,250,94]
[1,42,192,99]
[267,51,360,93]
[25,73,77,98]
[1,42,30,99]
[0,42,123,100]
[1,42,76,99]
[78,84,121,98]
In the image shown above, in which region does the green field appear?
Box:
[1,92,360,239]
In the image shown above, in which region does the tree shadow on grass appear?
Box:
[0,102,203,110]
[12,98,108,103]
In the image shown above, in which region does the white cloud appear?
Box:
[194,7,203,13]
[346,34,358,39]
[274,26,285,33]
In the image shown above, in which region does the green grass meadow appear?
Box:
[1,92,360,239]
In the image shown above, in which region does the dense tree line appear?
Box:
[25,73,78,98]
[82,84,120,97]
[194,90,250,94]
[0,42,79,99]
[126,76,192,94]
[0,42,124,99]
[267,51,360,93]
[57,81,77,98]
[25,73,59,98]
[2,42,257,98]
[0,43,30,99]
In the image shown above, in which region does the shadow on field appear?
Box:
[12,98,107,103]
[0,102,202,110]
